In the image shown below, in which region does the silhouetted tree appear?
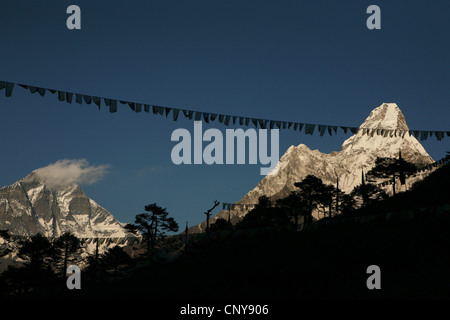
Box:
[209,218,233,232]
[18,233,58,270]
[317,184,336,218]
[98,246,133,280]
[1,234,59,296]
[204,200,220,232]
[54,232,81,278]
[132,203,179,263]
[84,252,101,282]
[366,154,417,196]
[334,188,349,215]
[237,196,292,229]
[294,175,327,225]
[276,191,306,229]
[340,193,357,214]
[124,223,141,236]
[256,195,271,208]
[351,183,388,208]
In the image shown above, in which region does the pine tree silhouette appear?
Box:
[54,232,81,278]
[367,152,417,196]
[132,203,179,264]
[294,175,327,225]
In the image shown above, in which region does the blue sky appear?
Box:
[0,0,449,229]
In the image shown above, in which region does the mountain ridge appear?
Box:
[0,170,132,238]
[190,103,435,232]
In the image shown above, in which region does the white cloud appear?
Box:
[35,159,110,188]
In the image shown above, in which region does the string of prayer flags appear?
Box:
[1,79,449,141]
[222,202,257,211]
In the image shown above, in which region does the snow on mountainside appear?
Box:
[0,171,132,238]
[190,103,435,232]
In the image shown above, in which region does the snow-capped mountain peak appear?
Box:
[361,103,408,130]
[190,103,435,232]
[0,170,132,238]
[340,103,431,164]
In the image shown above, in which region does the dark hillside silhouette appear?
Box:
[1,161,449,299]
[236,196,293,229]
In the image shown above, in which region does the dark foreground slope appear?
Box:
[80,163,450,300]
[2,163,450,300]
[86,212,449,300]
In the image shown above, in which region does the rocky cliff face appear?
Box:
[191,103,434,232]
[0,171,131,238]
